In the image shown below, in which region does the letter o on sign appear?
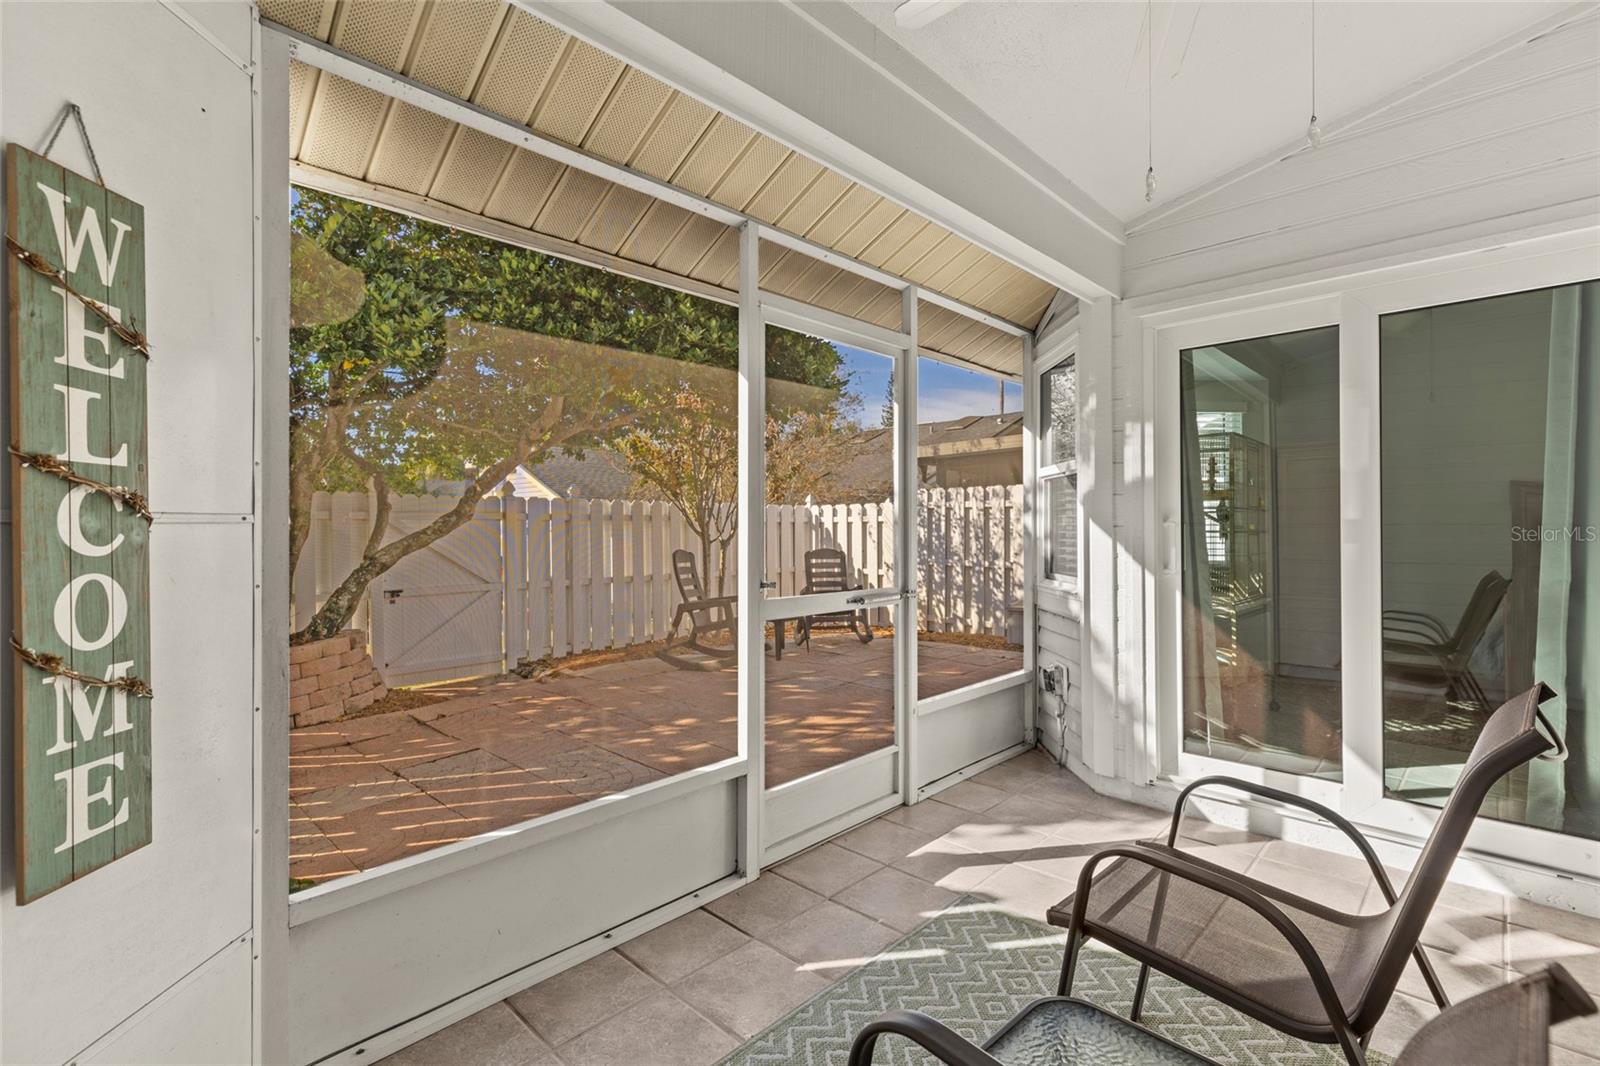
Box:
[53,573,129,652]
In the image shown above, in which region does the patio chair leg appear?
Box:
[1056,931,1081,996]
[1411,944,1451,1008]
[1334,1019,1367,1066]
[1129,963,1151,1022]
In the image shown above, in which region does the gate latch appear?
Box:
[383,589,404,603]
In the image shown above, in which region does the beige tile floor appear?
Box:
[381,747,1600,1066]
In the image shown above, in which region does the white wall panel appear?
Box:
[1034,597,1083,760]
[915,688,1027,788]
[1,521,257,1063]
[174,1,256,66]
[764,750,897,861]
[81,937,254,1066]
[288,779,738,1063]
[0,5,261,1062]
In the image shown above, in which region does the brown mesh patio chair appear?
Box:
[657,549,736,669]
[845,962,1593,1066]
[1383,569,1510,709]
[798,547,874,649]
[1394,963,1594,1066]
[1047,682,1564,1065]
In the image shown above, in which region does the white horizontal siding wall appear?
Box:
[1034,588,1083,759]
[1123,7,1600,299]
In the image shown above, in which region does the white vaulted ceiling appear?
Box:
[849,0,1570,223]
[263,0,1062,376]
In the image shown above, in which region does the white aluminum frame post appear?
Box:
[736,221,767,879]
[896,286,921,804]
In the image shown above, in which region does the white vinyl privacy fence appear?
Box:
[293,486,1022,686]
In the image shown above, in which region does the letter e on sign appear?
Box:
[8,144,151,903]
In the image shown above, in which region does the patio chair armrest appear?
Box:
[1067,846,1352,1034]
[1167,776,1400,903]
[1381,609,1450,642]
[847,1010,1002,1066]
[1542,963,1599,1024]
[1382,626,1453,657]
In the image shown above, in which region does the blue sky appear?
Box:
[835,344,1022,428]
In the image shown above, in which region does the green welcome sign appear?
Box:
[8,145,151,903]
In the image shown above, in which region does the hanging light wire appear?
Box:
[1308,0,1324,147]
[1145,0,1156,201]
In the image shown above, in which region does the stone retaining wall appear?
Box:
[289,630,387,728]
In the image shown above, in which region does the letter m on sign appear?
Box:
[8,145,151,903]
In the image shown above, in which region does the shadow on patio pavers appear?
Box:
[288,635,1023,883]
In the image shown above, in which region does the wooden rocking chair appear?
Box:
[657,549,737,670]
[798,547,874,650]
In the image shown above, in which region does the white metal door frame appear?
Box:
[745,255,922,863]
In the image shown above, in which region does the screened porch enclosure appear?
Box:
[276,0,1041,932]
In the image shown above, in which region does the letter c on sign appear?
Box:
[53,573,129,652]
[57,484,125,556]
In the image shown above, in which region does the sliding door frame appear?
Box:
[1151,295,1344,809]
[1144,231,1600,883]
[1336,244,1600,876]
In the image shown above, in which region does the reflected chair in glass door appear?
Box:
[1383,569,1511,712]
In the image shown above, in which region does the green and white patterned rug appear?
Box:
[718,899,1384,1066]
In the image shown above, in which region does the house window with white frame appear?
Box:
[1039,357,1078,584]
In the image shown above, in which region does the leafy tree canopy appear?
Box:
[288,187,850,641]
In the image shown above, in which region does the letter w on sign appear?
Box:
[8,145,150,903]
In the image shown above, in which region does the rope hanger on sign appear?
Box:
[40,101,106,186]
[10,102,149,358]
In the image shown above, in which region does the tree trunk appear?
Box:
[287,408,349,582]
[290,400,571,644]
[362,472,392,557]
[700,530,715,599]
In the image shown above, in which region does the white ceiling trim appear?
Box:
[794,0,1124,242]
[271,20,1029,340]
[519,0,1122,299]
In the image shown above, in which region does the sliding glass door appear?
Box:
[1158,258,1600,876]
[1174,325,1343,783]
[1378,282,1598,841]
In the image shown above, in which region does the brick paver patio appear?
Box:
[290,634,1022,885]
